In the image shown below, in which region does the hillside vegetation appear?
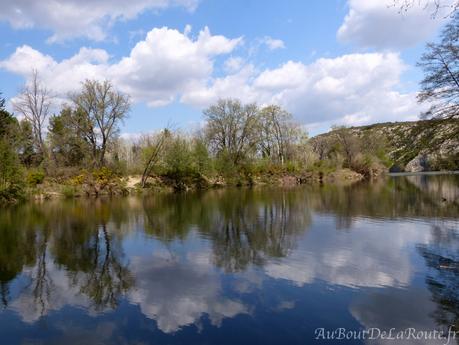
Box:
[314,119,459,172]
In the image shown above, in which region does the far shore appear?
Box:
[388,171,459,176]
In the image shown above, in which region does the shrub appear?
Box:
[61,185,76,198]
[26,170,45,186]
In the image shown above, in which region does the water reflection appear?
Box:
[0,175,458,344]
[418,222,459,333]
[142,190,311,272]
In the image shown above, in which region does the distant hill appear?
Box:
[314,119,459,172]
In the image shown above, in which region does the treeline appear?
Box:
[0,75,390,203]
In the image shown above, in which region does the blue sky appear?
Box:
[0,0,449,135]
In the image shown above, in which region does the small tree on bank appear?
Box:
[70,80,130,167]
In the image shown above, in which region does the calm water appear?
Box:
[0,175,458,344]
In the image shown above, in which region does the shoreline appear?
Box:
[12,169,459,204]
[26,168,366,202]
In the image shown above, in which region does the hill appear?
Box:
[313,119,459,172]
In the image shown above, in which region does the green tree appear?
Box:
[48,107,88,167]
[0,93,24,203]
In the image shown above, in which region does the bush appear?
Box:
[61,185,76,198]
[26,169,45,186]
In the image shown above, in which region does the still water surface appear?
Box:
[0,175,458,344]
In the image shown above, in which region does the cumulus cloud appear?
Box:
[338,0,446,49]
[0,0,199,42]
[182,52,424,126]
[1,26,423,127]
[0,26,242,107]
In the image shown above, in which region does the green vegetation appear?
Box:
[0,93,25,204]
[2,38,459,204]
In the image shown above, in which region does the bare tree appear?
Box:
[418,13,459,119]
[204,99,259,165]
[13,70,52,159]
[140,129,170,187]
[70,80,130,166]
[393,0,459,18]
[310,135,332,161]
[332,126,360,168]
[258,105,300,165]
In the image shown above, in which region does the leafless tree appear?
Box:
[393,0,459,18]
[13,70,52,158]
[332,126,360,168]
[140,129,170,187]
[258,105,299,164]
[418,13,459,119]
[310,135,331,160]
[204,99,259,165]
[70,80,130,166]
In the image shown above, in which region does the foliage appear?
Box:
[48,107,88,167]
[26,170,45,186]
[0,96,25,203]
[0,139,25,203]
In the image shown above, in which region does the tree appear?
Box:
[332,126,360,168]
[310,135,332,161]
[393,0,459,18]
[70,80,130,166]
[17,120,40,167]
[48,107,88,167]
[418,13,459,119]
[12,70,52,160]
[204,99,259,165]
[140,129,169,187]
[258,105,300,164]
[0,93,24,203]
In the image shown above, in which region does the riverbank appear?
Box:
[25,168,366,201]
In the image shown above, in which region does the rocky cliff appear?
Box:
[316,119,459,172]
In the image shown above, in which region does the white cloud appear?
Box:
[182,52,425,126]
[338,0,446,49]
[262,36,285,50]
[1,27,424,128]
[0,26,242,107]
[0,0,199,42]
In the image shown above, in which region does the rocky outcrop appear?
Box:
[314,119,459,172]
[405,154,429,172]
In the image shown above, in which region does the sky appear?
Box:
[0,0,451,136]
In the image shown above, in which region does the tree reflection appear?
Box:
[308,175,459,229]
[418,223,459,334]
[0,199,134,316]
[0,175,458,323]
[49,201,134,311]
[143,188,312,272]
[0,207,37,306]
